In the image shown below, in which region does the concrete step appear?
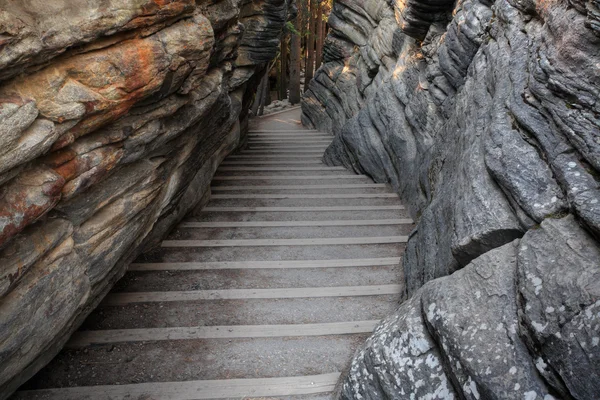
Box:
[248,129,320,133]
[161,236,407,248]
[246,137,330,140]
[211,177,373,186]
[220,160,328,165]
[101,286,402,307]
[114,263,402,292]
[225,155,324,160]
[202,204,404,211]
[206,197,401,207]
[245,144,330,149]
[212,173,365,180]
[248,131,327,136]
[16,374,340,400]
[243,147,330,152]
[237,150,326,155]
[247,137,330,141]
[248,130,320,134]
[67,321,381,348]
[17,335,367,388]
[246,139,332,145]
[178,219,412,228]
[138,243,404,263]
[210,183,392,194]
[192,209,411,221]
[213,169,356,176]
[168,224,412,240]
[217,166,345,172]
[128,257,402,271]
[82,295,401,330]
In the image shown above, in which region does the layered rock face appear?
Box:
[302,0,600,397]
[0,0,292,397]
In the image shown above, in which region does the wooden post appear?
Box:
[289,5,302,104]
[315,2,323,70]
[304,0,316,91]
[279,33,288,100]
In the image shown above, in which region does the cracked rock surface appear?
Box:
[302,0,600,397]
[341,216,600,399]
[0,0,293,398]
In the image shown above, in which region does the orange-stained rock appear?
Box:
[0,168,65,248]
[59,147,125,200]
[0,219,72,299]
[0,0,295,397]
[0,16,214,151]
[0,0,196,82]
[0,233,89,395]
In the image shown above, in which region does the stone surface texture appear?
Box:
[0,0,293,398]
[302,0,600,397]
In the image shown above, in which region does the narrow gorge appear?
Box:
[0,0,599,398]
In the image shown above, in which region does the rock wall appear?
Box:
[302,0,600,397]
[0,1,293,397]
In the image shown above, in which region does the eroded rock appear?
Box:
[302,0,600,396]
[304,0,600,297]
[0,0,294,398]
[341,217,600,399]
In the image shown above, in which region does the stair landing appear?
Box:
[14,108,411,399]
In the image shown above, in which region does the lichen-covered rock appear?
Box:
[302,0,600,396]
[303,0,600,290]
[341,216,600,399]
[0,0,293,398]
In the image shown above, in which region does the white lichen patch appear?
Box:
[525,272,543,295]
[524,391,538,400]
[531,321,548,332]
[535,357,548,373]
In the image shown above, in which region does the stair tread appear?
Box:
[67,320,381,348]
[141,243,403,263]
[15,373,340,400]
[212,174,369,180]
[178,219,411,228]
[211,183,388,189]
[82,295,401,330]
[128,257,401,271]
[19,336,364,390]
[161,236,408,247]
[202,205,404,211]
[102,284,403,305]
[169,224,412,240]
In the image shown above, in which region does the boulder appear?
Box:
[341,217,600,399]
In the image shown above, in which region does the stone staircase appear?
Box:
[14,109,412,399]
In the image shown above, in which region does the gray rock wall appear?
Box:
[0,1,293,398]
[302,0,600,397]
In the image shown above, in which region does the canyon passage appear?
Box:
[1,0,600,399]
